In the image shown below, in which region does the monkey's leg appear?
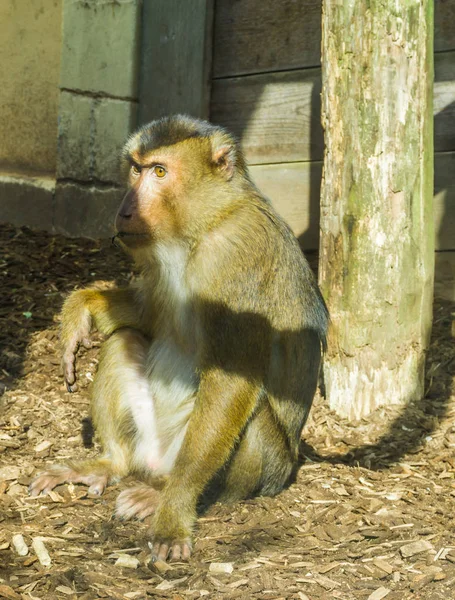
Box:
[226,406,295,501]
[31,329,153,499]
[204,403,294,505]
[149,372,260,561]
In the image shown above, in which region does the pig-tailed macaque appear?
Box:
[30,115,329,561]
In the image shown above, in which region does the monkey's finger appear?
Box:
[181,542,192,561]
[169,544,181,561]
[168,541,192,562]
[136,505,156,520]
[29,474,59,497]
[81,337,92,349]
[151,542,169,562]
[62,352,77,389]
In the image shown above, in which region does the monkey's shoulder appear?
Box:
[191,202,327,330]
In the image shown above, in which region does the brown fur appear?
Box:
[30,115,328,561]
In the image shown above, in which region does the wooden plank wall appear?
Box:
[210,1,455,298]
[139,0,214,123]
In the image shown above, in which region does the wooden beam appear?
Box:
[138,0,214,124]
[435,151,455,251]
[435,51,455,153]
[211,69,323,164]
[318,0,434,419]
[212,0,322,78]
[435,0,455,52]
[249,162,322,250]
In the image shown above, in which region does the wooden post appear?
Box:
[319,1,435,419]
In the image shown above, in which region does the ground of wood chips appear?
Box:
[0,222,454,600]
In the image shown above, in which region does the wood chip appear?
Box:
[11,533,28,556]
[47,490,64,502]
[209,562,234,574]
[373,559,394,575]
[400,540,434,557]
[0,466,20,481]
[149,558,173,574]
[155,577,187,591]
[314,574,341,590]
[55,586,76,595]
[34,440,53,454]
[227,578,248,589]
[114,555,139,569]
[32,537,51,567]
[367,587,390,600]
[318,562,339,574]
[0,585,21,600]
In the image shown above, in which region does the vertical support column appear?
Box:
[319,0,435,419]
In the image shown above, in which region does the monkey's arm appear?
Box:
[151,368,259,560]
[61,287,142,391]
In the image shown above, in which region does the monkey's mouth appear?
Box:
[112,231,149,248]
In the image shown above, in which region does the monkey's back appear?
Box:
[193,197,328,341]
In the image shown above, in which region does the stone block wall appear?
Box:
[54,0,141,238]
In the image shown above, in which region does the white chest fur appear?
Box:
[131,241,199,475]
[154,241,189,307]
[146,338,198,474]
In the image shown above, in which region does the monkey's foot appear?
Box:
[150,538,192,562]
[29,464,108,497]
[115,485,160,520]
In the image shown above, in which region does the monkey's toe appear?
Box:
[87,475,108,497]
[150,539,192,562]
[115,485,160,520]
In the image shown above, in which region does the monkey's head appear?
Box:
[114,115,248,254]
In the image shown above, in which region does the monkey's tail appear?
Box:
[81,417,95,448]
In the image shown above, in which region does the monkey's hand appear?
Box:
[60,287,142,392]
[61,290,93,392]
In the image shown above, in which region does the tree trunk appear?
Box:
[319,0,434,420]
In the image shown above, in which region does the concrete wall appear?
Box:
[0,0,141,234]
[0,0,62,176]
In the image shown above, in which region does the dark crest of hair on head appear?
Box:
[123,114,239,162]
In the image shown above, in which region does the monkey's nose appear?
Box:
[118,209,132,219]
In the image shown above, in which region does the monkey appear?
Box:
[30,115,329,562]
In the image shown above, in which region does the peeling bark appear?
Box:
[319,0,434,420]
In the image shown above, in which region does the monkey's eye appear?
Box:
[153,165,167,178]
[131,164,141,176]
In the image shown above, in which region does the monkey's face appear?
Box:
[115,143,200,250]
[115,145,224,253]
[115,116,245,255]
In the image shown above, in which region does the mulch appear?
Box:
[0,222,454,600]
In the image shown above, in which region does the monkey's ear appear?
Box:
[212,144,236,180]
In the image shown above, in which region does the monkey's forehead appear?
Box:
[122,115,234,161]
